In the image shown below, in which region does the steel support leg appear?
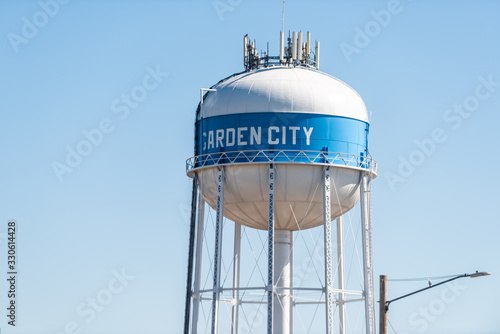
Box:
[337,215,346,334]
[184,175,198,334]
[231,222,241,334]
[323,167,334,334]
[360,173,375,334]
[211,169,225,334]
[267,164,275,334]
[191,173,206,334]
[289,232,293,334]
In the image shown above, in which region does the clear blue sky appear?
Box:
[0,0,499,333]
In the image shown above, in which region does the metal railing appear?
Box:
[186,150,377,177]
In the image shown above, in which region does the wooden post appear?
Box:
[379,275,388,334]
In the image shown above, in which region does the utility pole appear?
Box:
[379,275,388,334]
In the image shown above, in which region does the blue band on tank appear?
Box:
[196,112,369,167]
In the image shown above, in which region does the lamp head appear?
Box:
[469,271,491,278]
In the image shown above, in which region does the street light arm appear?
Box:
[386,272,487,310]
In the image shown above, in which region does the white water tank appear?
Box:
[187,66,373,230]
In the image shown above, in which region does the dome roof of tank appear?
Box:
[201,67,369,123]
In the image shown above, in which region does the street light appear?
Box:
[379,271,491,334]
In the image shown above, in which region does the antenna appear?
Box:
[291,31,297,61]
[281,0,285,33]
[243,35,248,68]
[242,31,320,70]
[279,31,284,63]
[297,31,303,63]
[306,31,311,58]
[315,40,320,69]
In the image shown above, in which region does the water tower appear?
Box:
[183,32,377,334]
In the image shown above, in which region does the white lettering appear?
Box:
[289,126,300,145]
[226,128,235,147]
[216,129,224,148]
[250,127,261,145]
[268,126,279,145]
[208,131,214,149]
[202,125,320,149]
[303,127,313,145]
[237,127,248,145]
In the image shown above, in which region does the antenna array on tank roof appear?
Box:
[243,31,320,71]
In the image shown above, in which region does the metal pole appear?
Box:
[337,215,346,334]
[231,222,242,334]
[379,275,388,334]
[267,164,275,334]
[211,169,225,334]
[191,173,206,334]
[184,175,198,334]
[360,173,376,334]
[323,167,334,334]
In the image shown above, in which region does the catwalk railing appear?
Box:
[186,150,378,177]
